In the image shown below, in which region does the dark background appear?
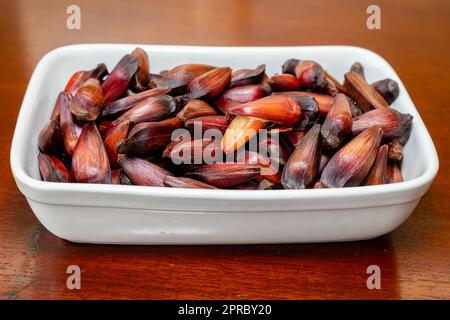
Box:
[0,0,449,299]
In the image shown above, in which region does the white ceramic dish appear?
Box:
[10,44,439,244]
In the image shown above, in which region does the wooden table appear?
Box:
[1,0,449,300]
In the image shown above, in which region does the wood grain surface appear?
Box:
[0,0,449,300]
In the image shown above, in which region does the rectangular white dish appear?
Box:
[10,44,439,244]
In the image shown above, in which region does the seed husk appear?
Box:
[281,124,321,189]
[162,132,192,159]
[320,126,383,188]
[70,78,104,121]
[320,93,353,150]
[364,144,388,186]
[38,118,62,154]
[259,74,273,95]
[324,71,346,94]
[221,84,267,102]
[221,95,302,154]
[159,64,216,94]
[148,73,163,87]
[352,108,413,143]
[102,54,140,103]
[313,181,324,189]
[164,137,220,164]
[273,91,334,118]
[111,169,122,184]
[97,120,114,138]
[130,47,150,92]
[270,74,301,91]
[281,58,300,75]
[101,87,171,117]
[259,135,289,167]
[59,92,82,156]
[163,176,218,189]
[348,96,363,117]
[118,156,173,187]
[71,122,111,184]
[176,99,217,122]
[235,180,260,190]
[185,116,229,134]
[188,67,232,99]
[285,130,306,147]
[318,152,330,176]
[230,64,265,88]
[371,78,400,105]
[50,92,64,120]
[114,95,177,125]
[257,179,275,190]
[291,96,320,130]
[185,163,261,188]
[128,116,181,137]
[119,169,134,185]
[214,85,267,113]
[64,63,108,95]
[295,60,329,91]
[103,120,132,167]
[344,71,389,112]
[38,153,73,182]
[240,151,282,185]
[386,163,403,184]
[221,116,266,154]
[387,139,404,162]
[117,117,181,155]
[226,95,302,127]
[350,62,365,79]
